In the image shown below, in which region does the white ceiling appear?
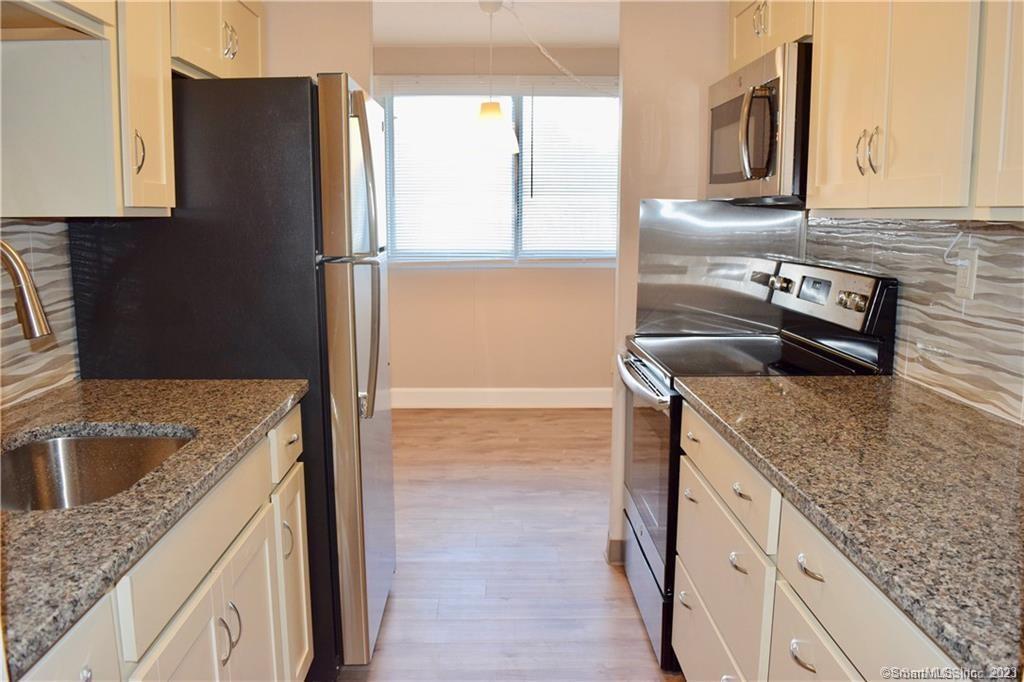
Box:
[372,1,620,48]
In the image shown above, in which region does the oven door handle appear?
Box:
[616,354,670,407]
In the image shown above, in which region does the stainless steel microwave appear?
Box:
[707,43,811,205]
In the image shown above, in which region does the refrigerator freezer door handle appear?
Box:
[351,89,380,255]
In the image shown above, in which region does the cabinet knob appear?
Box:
[731,481,752,501]
[797,552,826,582]
[677,590,692,609]
[790,639,818,673]
[685,431,700,443]
[728,551,749,574]
[287,433,300,445]
[79,667,93,682]
[682,487,698,503]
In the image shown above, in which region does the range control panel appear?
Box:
[768,262,889,332]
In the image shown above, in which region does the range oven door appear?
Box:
[617,353,681,591]
[707,43,809,203]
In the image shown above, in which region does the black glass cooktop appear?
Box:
[628,334,869,379]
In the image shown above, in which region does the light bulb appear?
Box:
[478,101,520,155]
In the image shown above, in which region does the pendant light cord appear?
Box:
[488,13,494,101]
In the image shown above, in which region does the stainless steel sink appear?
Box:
[1,435,190,511]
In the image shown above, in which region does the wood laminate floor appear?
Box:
[338,409,677,682]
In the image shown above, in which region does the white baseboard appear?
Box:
[391,387,613,409]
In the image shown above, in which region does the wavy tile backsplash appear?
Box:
[807,217,1024,424]
[0,220,79,409]
[0,216,1021,424]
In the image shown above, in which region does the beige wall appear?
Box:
[380,44,619,403]
[374,45,618,77]
[263,1,373,88]
[389,267,616,402]
[608,1,730,552]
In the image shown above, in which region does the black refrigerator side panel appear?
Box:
[69,77,340,680]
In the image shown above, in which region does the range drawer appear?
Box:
[671,556,745,682]
[678,457,775,681]
[681,404,781,554]
[769,580,863,682]
[269,405,303,484]
[777,500,955,679]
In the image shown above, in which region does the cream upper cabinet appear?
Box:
[808,2,981,209]
[118,0,175,208]
[974,1,1024,207]
[170,0,261,78]
[730,0,812,71]
[170,1,222,76]
[221,0,261,77]
[63,1,116,25]
[807,1,886,208]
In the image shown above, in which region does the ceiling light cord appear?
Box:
[488,12,494,101]
[502,4,617,96]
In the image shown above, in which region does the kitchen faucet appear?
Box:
[1,239,52,339]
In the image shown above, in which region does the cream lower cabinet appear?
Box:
[974,1,1024,207]
[272,463,314,681]
[808,1,981,208]
[21,594,122,682]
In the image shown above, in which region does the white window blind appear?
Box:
[519,95,620,257]
[381,76,620,263]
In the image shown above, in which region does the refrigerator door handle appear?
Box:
[351,89,380,256]
[358,255,381,419]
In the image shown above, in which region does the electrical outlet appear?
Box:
[955,248,979,300]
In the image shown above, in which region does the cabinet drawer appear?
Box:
[678,458,774,681]
[682,404,781,554]
[23,593,121,682]
[269,405,303,484]
[115,437,272,662]
[769,581,862,682]
[777,501,955,679]
[672,556,744,682]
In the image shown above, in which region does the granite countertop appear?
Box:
[674,374,1022,673]
[0,379,308,679]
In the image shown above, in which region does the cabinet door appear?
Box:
[806,2,887,208]
[272,463,314,681]
[222,0,261,78]
[118,0,175,208]
[869,1,980,207]
[130,576,230,682]
[170,0,223,76]
[221,503,284,681]
[975,1,1024,207]
[760,0,813,54]
[23,594,121,682]
[768,582,862,682]
[730,1,763,71]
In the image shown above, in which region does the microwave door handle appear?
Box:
[616,355,669,407]
[352,89,380,256]
[738,85,755,180]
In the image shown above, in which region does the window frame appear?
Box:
[383,91,620,267]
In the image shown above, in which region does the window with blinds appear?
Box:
[382,77,620,263]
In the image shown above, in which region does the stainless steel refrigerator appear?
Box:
[68,73,395,678]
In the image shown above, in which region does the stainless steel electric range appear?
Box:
[618,200,899,670]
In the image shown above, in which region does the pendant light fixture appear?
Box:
[479,0,520,155]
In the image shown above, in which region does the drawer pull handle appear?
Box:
[789,639,817,673]
[227,600,243,646]
[682,487,698,503]
[797,552,826,582]
[731,481,752,500]
[287,433,300,445]
[79,667,93,682]
[721,677,738,682]
[677,589,692,609]
[283,520,295,559]
[685,431,700,443]
[728,551,748,574]
[217,617,233,665]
